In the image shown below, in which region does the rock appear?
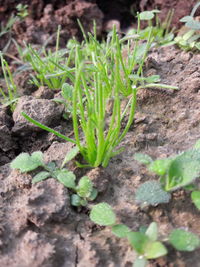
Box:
[33,86,54,99]
[86,167,110,193]
[16,231,55,267]
[12,96,63,134]
[27,178,70,227]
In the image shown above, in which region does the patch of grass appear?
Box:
[0,53,18,111]
[22,14,178,167]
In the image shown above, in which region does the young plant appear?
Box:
[23,26,75,89]
[127,9,175,47]
[175,1,200,51]
[22,17,178,168]
[10,148,98,207]
[134,139,200,208]
[0,53,18,111]
[90,203,200,267]
[16,4,28,19]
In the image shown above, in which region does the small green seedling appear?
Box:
[16,4,28,19]
[10,148,97,207]
[90,203,200,266]
[175,1,200,51]
[23,26,74,90]
[127,9,175,47]
[134,140,200,208]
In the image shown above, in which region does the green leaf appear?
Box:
[61,146,79,168]
[191,191,200,210]
[112,224,131,238]
[149,158,172,176]
[90,203,116,226]
[10,152,44,173]
[135,181,171,206]
[139,11,159,20]
[145,75,161,83]
[127,231,149,254]
[134,153,153,165]
[56,169,76,189]
[80,199,88,206]
[46,161,56,172]
[71,194,82,206]
[186,19,200,30]
[88,188,98,201]
[32,171,51,184]
[180,16,193,23]
[76,176,93,198]
[61,83,73,100]
[31,151,43,165]
[169,229,200,251]
[144,241,167,259]
[133,257,148,267]
[167,149,200,191]
[145,222,158,242]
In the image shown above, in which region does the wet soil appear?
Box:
[1,45,200,266]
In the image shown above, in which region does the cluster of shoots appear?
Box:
[89,203,200,267]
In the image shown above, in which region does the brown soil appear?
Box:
[1,1,200,267]
[1,45,200,266]
[0,0,199,50]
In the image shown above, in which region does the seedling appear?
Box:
[23,26,74,89]
[10,148,98,207]
[16,4,28,19]
[0,53,18,111]
[90,203,200,266]
[22,15,178,168]
[127,10,175,47]
[175,1,200,51]
[134,140,200,208]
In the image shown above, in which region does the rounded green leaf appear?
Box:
[56,170,76,189]
[144,241,167,259]
[191,191,200,210]
[77,176,93,198]
[112,224,131,238]
[88,188,98,201]
[149,158,172,176]
[127,232,149,254]
[135,181,171,206]
[139,11,155,20]
[167,149,200,191]
[134,153,152,165]
[71,194,82,206]
[31,151,43,165]
[145,222,158,242]
[10,152,43,173]
[32,171,51,184]
[90,203,116,226]
[169,229,200,251]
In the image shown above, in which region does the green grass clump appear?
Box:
[22,13,178,168]
[0,53,18,111]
